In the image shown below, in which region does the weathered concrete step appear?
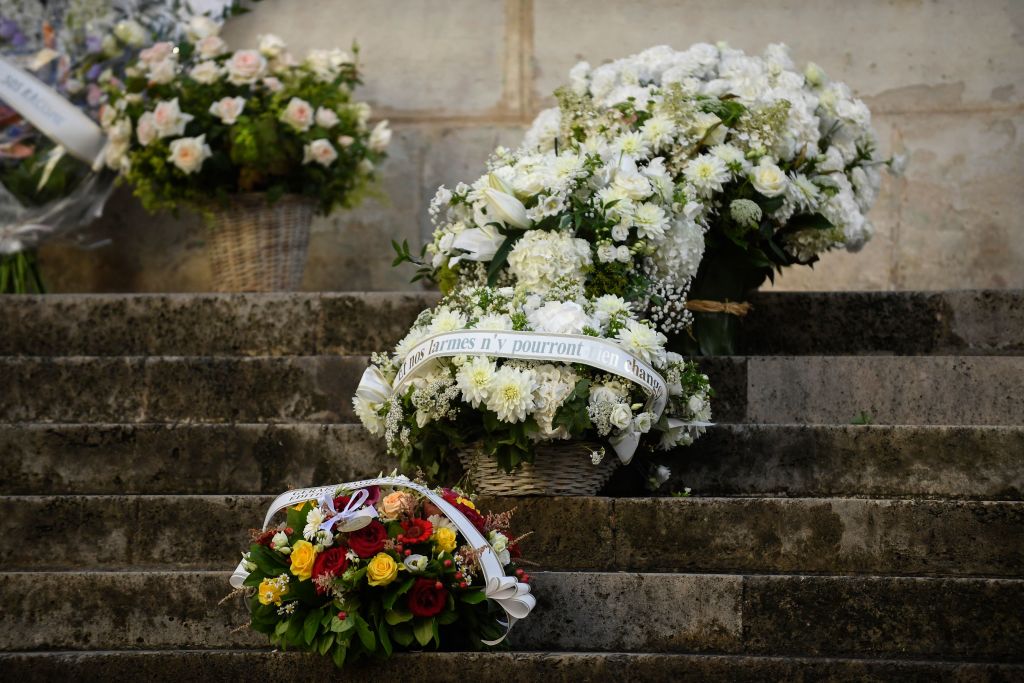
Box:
[663,424,1024,501]
[2,650,1021,683]
[5,496,1019,577]
[0,292,437,357]
[2,290,1020,357]
[706,356,1024,425]
[4,355,1022,425]
[0,356,366,423]
[2,571,1020,659]
[3,423,1021,500]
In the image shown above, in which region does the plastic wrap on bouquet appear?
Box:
[232,476,536,648]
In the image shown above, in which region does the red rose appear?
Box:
[347,520,387,558]
[442,490,486,532]
[397,518,433,545]
[312,546,349,593]
[407,578,448,618]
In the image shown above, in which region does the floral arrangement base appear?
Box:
[204,193,315,292]
[458,442,617,496]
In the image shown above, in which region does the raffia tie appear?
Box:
[685,299,753,317]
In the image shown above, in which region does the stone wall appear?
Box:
[39,0,1024,292]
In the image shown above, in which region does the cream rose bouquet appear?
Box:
[353,283,711,481]
[100,30,390,214]
[521,42,903,353]
[235,480,531,668]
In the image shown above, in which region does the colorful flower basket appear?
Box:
[231,477,535,668]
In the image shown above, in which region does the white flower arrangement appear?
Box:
[354,284,711,478]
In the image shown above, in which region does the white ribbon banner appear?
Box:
[357,330,671,464]
[0,56,106,164]
[231,476,535,645]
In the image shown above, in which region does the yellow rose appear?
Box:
[289,540,316,581]
[378,491,415,520]
[366,552,399,586]
[433,527,458,554]
[257,577,286,606]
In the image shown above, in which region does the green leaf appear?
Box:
[302,608,321,645]
[486,232,521,286]
[413,618,434,647]
[331,642,348,669]
[274,619,290,636]
[317,632,335,656]
[437,610,459,625]
[391,624,414,647]
[354,614,376,651]
[385,609,413,625]
[459,590,488,605]
[377,619,393,657]
[330,615,355,633]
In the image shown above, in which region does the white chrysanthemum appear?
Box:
[428,514,456,533]
[455,356,496,408]
[683,154,730,196]
[485,366,537,423]
[641,114,676,150]
[353,396,384,436]
[633,202,669,240]
[303,507,325,541]
[429,307,468,334]
[615,320,668,366]
[473,313,514,331]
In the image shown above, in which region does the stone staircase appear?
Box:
[0,290,1022,682]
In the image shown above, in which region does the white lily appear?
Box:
[482,185,531,230]
[451,224,506,263]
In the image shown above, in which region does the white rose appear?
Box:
[488,531,509,553]
[187,16,220,40]
[403,554,429,573]
[262,76,283,92]
[590,383,624,406]
[527,301,591,335]
[315,107,339,129]
[138,42,173,65]
[103,140,129,171]
[189,61,222,85]
[597,244,617,263]
[633,412,653,434]
[226,49,267,85]
[610,403,633,430]
[147,58,176,85]
[258,33,287,58]
[209,96,246,125]
[336,134,355,148]
[271,531,289,550]
[369,120,391,152]
[750,159,788,198]
[135,112,157,146]
[279,97,314,132]
[113,20,147,47]
[611,223,629,242]
[302,139,338,167]
[167,135,212,175]
[688,395,705,414]
[196,35,227,59]
[151,98,193,138]
[615,245,632,263]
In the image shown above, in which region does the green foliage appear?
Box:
[0,251,46,294]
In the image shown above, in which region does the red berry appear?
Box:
[434,581,443,590]
[515,568,524,577]
[404,549,412,556]
[443,559,452,568]
[522,574,531,583]
[459,581,468,589]
[454,571,463,580]
[285,528,293,534]
[338,611,347,620]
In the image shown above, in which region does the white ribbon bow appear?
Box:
[318,487,378,534]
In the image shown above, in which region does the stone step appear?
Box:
[2,496,1019,577]
[3,355,1022,425]
[0,292,437,357]
[1,571,1020,659]
[3,423,1021,500]
[2,290,1020,357]
[2,650,1021,683]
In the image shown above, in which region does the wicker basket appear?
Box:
[457,442,618,496]
[204,194,316,292]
